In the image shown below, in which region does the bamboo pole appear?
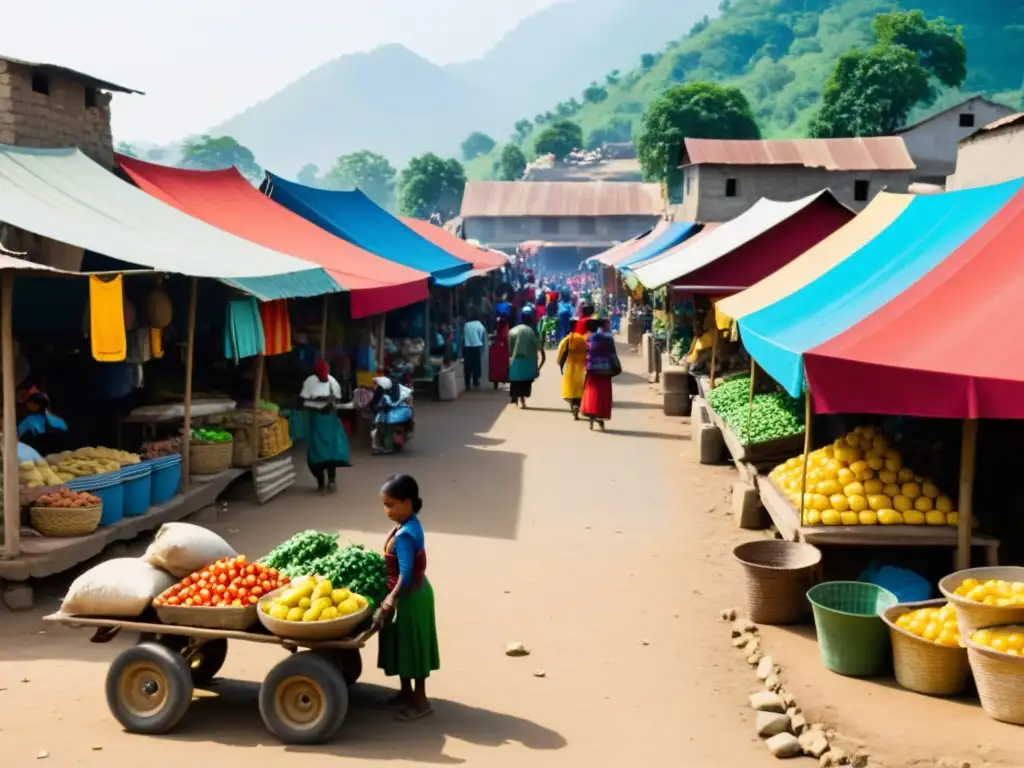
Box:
[376,315,386,373]
[956,418,978,570]
[2,273,19,559]
[708,324,720,389]
[319,294,329,359]
[181,278,198,492]
[251,353,265,473]
[423,297,431,369]
[798,388,813,527]
[744,358,756,442]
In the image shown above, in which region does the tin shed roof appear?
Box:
[680,137,915,172]
[1,55,141,94]
[460,181,664,218]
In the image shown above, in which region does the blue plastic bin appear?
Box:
[859,564,931,603]
[68,471,123,526]
[122,463,153,517]
[150,455,182,506]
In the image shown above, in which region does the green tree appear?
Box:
[179,135,262,181]
[513,119,533,141]
[321,150,397,210]
[461,131,497,161]
[640,52,657,70]
[583,82,609,104]
[586,117,633,150]
[533,120,584,160]
[636,82,760,187]
[146,147,167,162]
[496,144,527,181]
[399,153,466,221]
[810,10,967,138]
[605,69,621,86]
[115,141,139,158]
[296,163,320,186]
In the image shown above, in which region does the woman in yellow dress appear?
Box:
[557,326,589,419]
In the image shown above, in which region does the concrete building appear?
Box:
[673,137,914,222]
[947,113,1024,191]
[894,96,1016,185]
[0,55,139,168]
[459,181,664,251]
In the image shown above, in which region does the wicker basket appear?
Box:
[939,566,1024,636]
[189,440,234,475]
[965,626,1024,725]
[154,602,258,631]
[30,504,103,537]
[882,600,970,696]
[734,540,822,625]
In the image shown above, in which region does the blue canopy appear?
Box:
[617,222,698,270]
[264,174,471,281]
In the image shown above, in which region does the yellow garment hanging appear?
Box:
[150,327,164,358]
[89,275,127,362]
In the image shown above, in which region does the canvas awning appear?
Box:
[0,146,340,300]
[400,218,507,271]
[586,221,667,266]
[632,191,854,291]
[716,193,912,322]
[117,156,427,317]
[804,183,1024,419]
[740,178,1024,397]
[264,174,471,281]
[616,222,699,270]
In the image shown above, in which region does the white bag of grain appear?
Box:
[61,558,176,617]
[143,522,236,578]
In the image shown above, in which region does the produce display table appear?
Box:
[705,400,805,472]
[756,475,1000,566]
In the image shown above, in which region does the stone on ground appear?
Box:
[505,642,530,657]
[750,691,786,713]
[799,728,830,758]
[765,732,802,758]
[756,711,791,738]
[2,583,33,611]
[756,655,774,680]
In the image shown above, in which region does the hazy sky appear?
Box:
[3,0,560,143]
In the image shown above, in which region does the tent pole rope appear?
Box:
[798,386,813,527]
[708,324,719,389]
[745,358,756,443]
[956,418,978,570]
[2,272,20,559]
[181,277,198,493]
[320,295,329,359]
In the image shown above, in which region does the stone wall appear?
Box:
[0,59,114,167]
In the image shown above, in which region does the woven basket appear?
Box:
[155,602,258,631]
[30,504,102,537]
[189,440,233,475]
[939,566,1024,636]
[734,540,822,625]
[882,600,970,696]
[965,626,1024,725]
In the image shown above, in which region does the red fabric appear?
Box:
[259,300,293,355]
[314,360,330,382]
[117,156,428,318]
[399,218,506,270]
[384,532,427,592]
[581,374,613,420]
[805,186,1024,419]
[489,323,509,382]
[574,318,591,335]
[673,199,853,292]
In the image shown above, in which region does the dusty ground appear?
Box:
[0,345,1021,767]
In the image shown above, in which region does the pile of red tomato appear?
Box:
[153,555,289,608]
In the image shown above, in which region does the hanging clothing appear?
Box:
[260,299,293,356]
[224,297,266,363]
[150,327,164,358]
[88,275,127,362]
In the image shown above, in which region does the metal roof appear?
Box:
[893,96,1015,135]
[1,55,141,94]
[961,112,1024,145]
[680,137,915,172]
[460,181,664,218]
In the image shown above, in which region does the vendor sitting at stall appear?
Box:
[299,361,351,494]
[370,376,414,455]
[17,386,71,457]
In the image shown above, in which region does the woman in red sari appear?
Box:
[580,319,619,431]
[488,316,510,389]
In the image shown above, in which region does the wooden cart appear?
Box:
[43,612,378,745]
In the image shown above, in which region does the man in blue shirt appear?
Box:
[462,309,487,390]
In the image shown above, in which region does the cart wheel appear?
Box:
[137,635,228,687]
[314,648,363,686]
[106,643,194,734]
[259,651,349,744]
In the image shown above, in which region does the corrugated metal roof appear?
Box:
[680,137,915,172]
[893,96,1014,135]
[1,55,141,94]
[961,112,1024,144]
[460,181,664,218]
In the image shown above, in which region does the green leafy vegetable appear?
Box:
[706,375,804,446]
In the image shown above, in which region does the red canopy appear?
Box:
[117,156,428,318]
[400,218,507,270]
[805,186,1024,419]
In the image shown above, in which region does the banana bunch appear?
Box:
[19,460,63,488]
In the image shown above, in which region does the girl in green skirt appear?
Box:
[375,474,440,720]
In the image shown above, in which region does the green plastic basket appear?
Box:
[807,581,899,677]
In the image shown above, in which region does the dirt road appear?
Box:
[0,345,775,766]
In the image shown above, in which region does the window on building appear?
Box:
[685,174,692,196]
[541,218,560,235]
[725,178,738,198]
[85,86,98,108]
[31,72,50,95]
[959,113,976,128]
[854,180,870,202]
[578,217,597,235]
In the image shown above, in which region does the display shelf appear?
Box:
[755,475,1000,566]
[705,400,805,471]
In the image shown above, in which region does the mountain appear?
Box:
[446,0,722,129]
[513,0,1024,162]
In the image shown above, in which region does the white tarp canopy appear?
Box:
[0,146,339,299]
[632,191,838,290]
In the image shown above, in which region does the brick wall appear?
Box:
[0,59,114,167]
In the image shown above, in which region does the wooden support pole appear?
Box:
[744,358,756,443]
[319,294,329,359]
[423,297,431,369]
[376,315,386,373]
[181,278,198,492]
[708,324,720,389]
[2,273,20,559]
[798,388,813,526]
[251,353,265,472]
[956,418,978,570]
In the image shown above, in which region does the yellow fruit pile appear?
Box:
[261,574,368,622]
[895,602,961,646]
[769,426,959,527]
[971,627,1024,656]
[953,578,1024,607]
